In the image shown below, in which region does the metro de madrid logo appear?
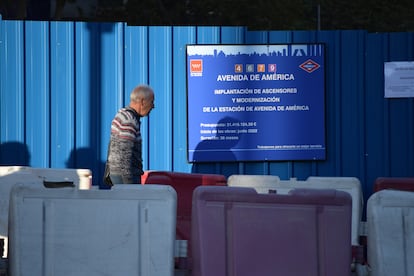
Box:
[299,59,320,73]
[190,59,203,76]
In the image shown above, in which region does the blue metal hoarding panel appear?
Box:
[387,33,414,177]
[50,22,75,168]
[99,23,124,180]
[196,26,220,44]
[245,30,268,44]
[24,21,50,168]
[365,33,388,198]
[221,27,245,44]
[123,26,150,170]
[73,22,100,180]
[291,30,318,43]
[149,26,173,170]
[340,31,366,180]
[269,30,293,44]
[0,21,27,165]
[388,38,414,169]
[0,20,25,165]
[124,26,149,103]
[172,26,196,173]
[74,22,93,157]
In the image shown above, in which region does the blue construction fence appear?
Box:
[1,18,414,204]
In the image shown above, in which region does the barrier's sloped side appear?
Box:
[367,190,414,276]
[191,186,352,276]
[8,183,177,276]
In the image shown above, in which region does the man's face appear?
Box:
[141,93,154,116]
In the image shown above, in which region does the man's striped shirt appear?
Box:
[107,107,143,178]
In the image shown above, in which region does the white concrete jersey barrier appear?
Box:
[0,166,92,258]
[8,183,177,276]
[367,190,414,276]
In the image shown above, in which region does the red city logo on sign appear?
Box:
[190,59,203,73]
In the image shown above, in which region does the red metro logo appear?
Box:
[299,59,320,73]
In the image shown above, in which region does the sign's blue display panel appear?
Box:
[186,44,326,162]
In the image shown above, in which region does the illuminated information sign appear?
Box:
[186,44,326,162]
